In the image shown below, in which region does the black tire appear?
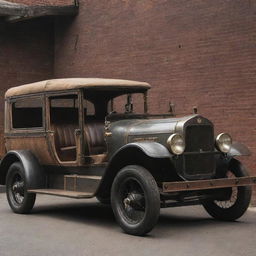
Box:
[96,195,111,205]
[111,165,160,236]
[202,159,252,221]
[6,162,36,214]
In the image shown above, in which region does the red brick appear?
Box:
[1,0,256,204]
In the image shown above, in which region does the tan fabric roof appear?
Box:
[5,78,151,98]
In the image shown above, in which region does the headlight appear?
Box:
[167,133,185,155]
[216,133,232,153]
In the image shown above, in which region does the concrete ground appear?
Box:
[0,188,255,256]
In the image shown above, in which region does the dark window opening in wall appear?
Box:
[12,97,43,129]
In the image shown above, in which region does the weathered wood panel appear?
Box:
[5,135,56,164]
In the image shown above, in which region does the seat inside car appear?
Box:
[51,108,79,161]
[52,122,78,161]
[84,120,106,155]
[51,108,106,161]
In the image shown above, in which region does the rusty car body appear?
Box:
[0,78,255,235]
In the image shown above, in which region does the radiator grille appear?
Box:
[185,125,214,152]
[184,125,215,176]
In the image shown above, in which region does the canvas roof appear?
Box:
[5,78,151,98]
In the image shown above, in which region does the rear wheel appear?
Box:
[6,162,36,214]
[111,165,160,236]
[202,159,252,221]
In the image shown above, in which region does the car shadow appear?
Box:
[31,199,244,236]
[33,201,117,228]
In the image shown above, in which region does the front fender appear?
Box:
[216,142,250,177]
[118,141,172,158]
[228,141,251,157]
[96,142,172,198]
[0,150,46,189]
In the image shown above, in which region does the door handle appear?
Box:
[75,129,81,136]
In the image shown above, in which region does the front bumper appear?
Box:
[162,176,256,193]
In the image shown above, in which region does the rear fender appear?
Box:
[0,150,46,189]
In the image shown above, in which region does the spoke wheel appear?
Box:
[119,178,146,224]
[6,162,36,214]
[202,159,252,221]
[111,165,160,236]
[11,173,25,205]
[214,172,238,209]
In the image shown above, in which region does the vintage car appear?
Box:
[0,78,255,236]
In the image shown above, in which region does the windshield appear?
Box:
[108,93,146,114]
[83,89,148,118]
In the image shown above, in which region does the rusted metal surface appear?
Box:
[162,176,256,193]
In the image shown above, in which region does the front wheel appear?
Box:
[111,165,160,236]
[6,162,36,214]
[202,159,252,221]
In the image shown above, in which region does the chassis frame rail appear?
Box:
[162,176,256,193]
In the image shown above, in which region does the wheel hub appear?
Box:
[123,193,144,210]
[12,181,24,204]
[13,181,24,194]
[123,197,131,207]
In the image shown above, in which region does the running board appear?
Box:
[64,175,101,194]
[28,189,94,199]
[28,174,102,199]
[162,176,256,193]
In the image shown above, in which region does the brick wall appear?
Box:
[1,0,255,203]
[0,18,54,153]
[54,0,256,202]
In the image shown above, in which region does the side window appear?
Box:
[49,95,79,125]
[12,97,43,129]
